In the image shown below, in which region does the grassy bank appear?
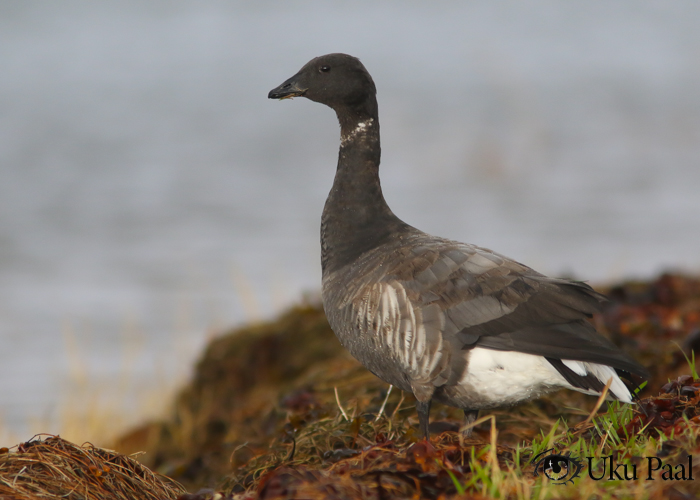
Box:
[2,273,699,499]
[110,273,699,499]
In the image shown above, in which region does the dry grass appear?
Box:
[0,435,185,500]
[43,315,205,447]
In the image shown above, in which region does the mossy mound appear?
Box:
[114,274,700,499]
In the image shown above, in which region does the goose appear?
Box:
[268,53,647,439]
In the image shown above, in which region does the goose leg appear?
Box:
[416,400,432,439]
[462,409,479,437]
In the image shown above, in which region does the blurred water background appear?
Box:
[1,1,699,439]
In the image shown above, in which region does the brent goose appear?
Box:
[268,53,648,439]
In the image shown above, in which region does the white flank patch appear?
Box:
[459,349,632,406]
[460,349,566,406]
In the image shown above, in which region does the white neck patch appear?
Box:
[341,118,373,147]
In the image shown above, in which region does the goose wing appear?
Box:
[324,234,647,397]
[388,237,648,379]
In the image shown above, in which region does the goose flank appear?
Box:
[268,53,648,439]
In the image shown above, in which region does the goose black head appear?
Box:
[268,53,377,115]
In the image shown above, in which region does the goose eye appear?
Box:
[319,65,331,73]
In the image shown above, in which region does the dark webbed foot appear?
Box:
[416,400,432,440]
[461,409,479,437]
